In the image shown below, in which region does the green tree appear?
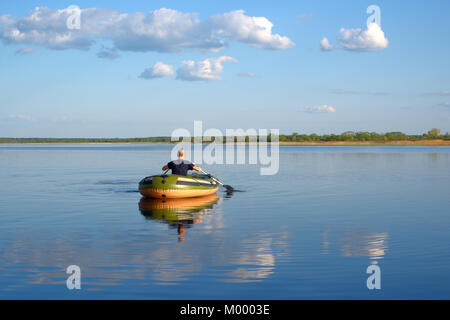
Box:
[427,128,441,138]
[385,132,408,140]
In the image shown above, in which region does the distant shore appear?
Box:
[277,139,450,146]
[2,130,448,145]
[0,139,449,146]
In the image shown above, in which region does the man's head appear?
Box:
[177,149,185,159]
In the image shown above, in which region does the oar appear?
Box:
[199,169,235,193]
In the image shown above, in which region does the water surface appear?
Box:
[0,144,449,299]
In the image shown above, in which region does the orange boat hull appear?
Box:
[139,187,219,199]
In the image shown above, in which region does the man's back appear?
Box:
[167,159,194,176]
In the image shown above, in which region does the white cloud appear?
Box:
[0,7,294,53]
[424,90,450,96]
[321,22,388,52]
[109,8,225,53]
[176,56,238,81]
[0,114,88,123]
[14,47,35,55]
[320,37,334,51]
[304,105,336,113]
[49,115,72,122]
[338,23,388,51]
[8,114,35,121]
[0,7,98,50]
[237,72,256,78]
[139,62,174,79]
[97,47,120,59]
[297,13,313,20]
[332,89,388,96]
[210,10,295,50]
[0,7,221,52]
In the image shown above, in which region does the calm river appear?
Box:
[0,144,449,299]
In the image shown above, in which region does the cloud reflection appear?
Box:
[0,197,290,292]
[322,230,388,264]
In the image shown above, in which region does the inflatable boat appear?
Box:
[138,173,219,199]
[138,193,219,222]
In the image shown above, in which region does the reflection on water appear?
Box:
[340,232,388,264]
[139,194,220,242]
[138,195,282,282]
[0,191,289,290]
[1,144,449,298]
[321,230,388,264]
[220,236,280,283]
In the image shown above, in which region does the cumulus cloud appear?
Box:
[14,47,35,55]
[0,7,294,54]
[97,47,120,59]
[210,10,295,50]
[304,105,336,113]
[320,37,334,51]
[0,7,222,52]
[176,56,237,81]
[321,22,388,52]
[139,61,174,79]
[338,23,388,51]
[110,8,225,53]
[0,7,99,50]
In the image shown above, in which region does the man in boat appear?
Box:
[162,149,202,176]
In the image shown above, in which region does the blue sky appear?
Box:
[0,0,449,137]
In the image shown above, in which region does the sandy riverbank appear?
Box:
[1,140,449,145]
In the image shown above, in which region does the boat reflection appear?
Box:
[139,194,220,241]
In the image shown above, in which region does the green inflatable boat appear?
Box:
[139,173,219,199]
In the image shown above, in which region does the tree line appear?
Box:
[0,129,448,144]
[272,128,449,142]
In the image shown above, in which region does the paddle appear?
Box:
[199,169,235,193]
